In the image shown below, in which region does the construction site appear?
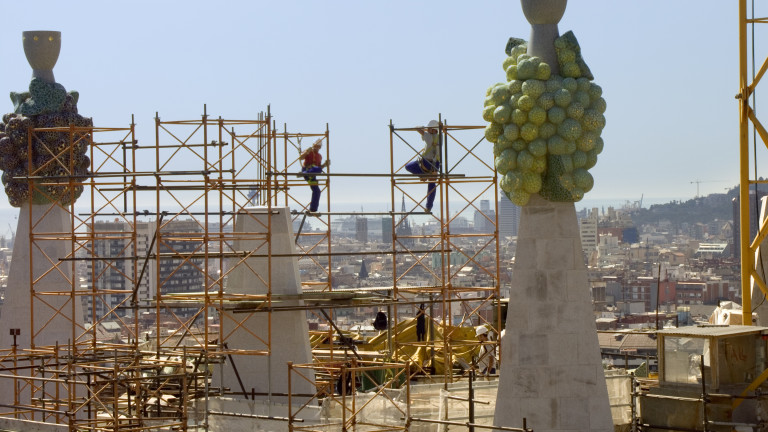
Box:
[0,100,515,431]
[5,0,768,431]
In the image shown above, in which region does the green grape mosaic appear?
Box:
[484,31,606,206]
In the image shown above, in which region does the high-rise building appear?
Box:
[156,220,205,307]
[356,217,368,244]
[381,217,393,244]
[498,193,520,238]
[579,208,599,253]
[83,221,152,320]
[83,219,205,321]
[474,199,496,233]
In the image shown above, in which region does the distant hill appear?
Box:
[629,187,741,229]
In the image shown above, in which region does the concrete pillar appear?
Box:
[0,203,80,349]
[493,195,612,431]
[214,206,314,402]
[0,203,82,413]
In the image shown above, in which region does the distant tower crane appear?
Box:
[690,179,723,198]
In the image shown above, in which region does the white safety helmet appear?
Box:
[475,326,489,337]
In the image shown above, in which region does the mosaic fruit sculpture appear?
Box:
[0,77,91,207]
[484,31,606,206]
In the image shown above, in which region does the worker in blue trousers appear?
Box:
[404,120,441,212]
[300,138,330,213]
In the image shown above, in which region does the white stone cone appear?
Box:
[0,203,83,415]
[213,206,315,404]
[492,195,612,431]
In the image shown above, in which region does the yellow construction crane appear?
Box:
[738,0,767,325]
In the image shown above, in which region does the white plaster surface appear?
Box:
[213,207,314,403]
[0,203,83,415]
[493,195,612,431]
[0,203,82,349]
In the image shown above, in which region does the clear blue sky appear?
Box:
[0,1,759,214]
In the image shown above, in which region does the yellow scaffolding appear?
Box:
[389,118,501,385]
[0,106,502,432]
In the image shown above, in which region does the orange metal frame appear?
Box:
[0,108,503,432]
[388,118,501,385]
[287,359,410,432]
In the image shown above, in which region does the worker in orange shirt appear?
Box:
[300,138,330,213]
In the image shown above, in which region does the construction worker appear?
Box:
[475,325,496,377]
[300,138,330,213]
[416,304,427,342]
[405,120,440,212]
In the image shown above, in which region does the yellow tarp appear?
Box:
[311,318,482,375]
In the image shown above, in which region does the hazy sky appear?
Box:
[0,0,763,213]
